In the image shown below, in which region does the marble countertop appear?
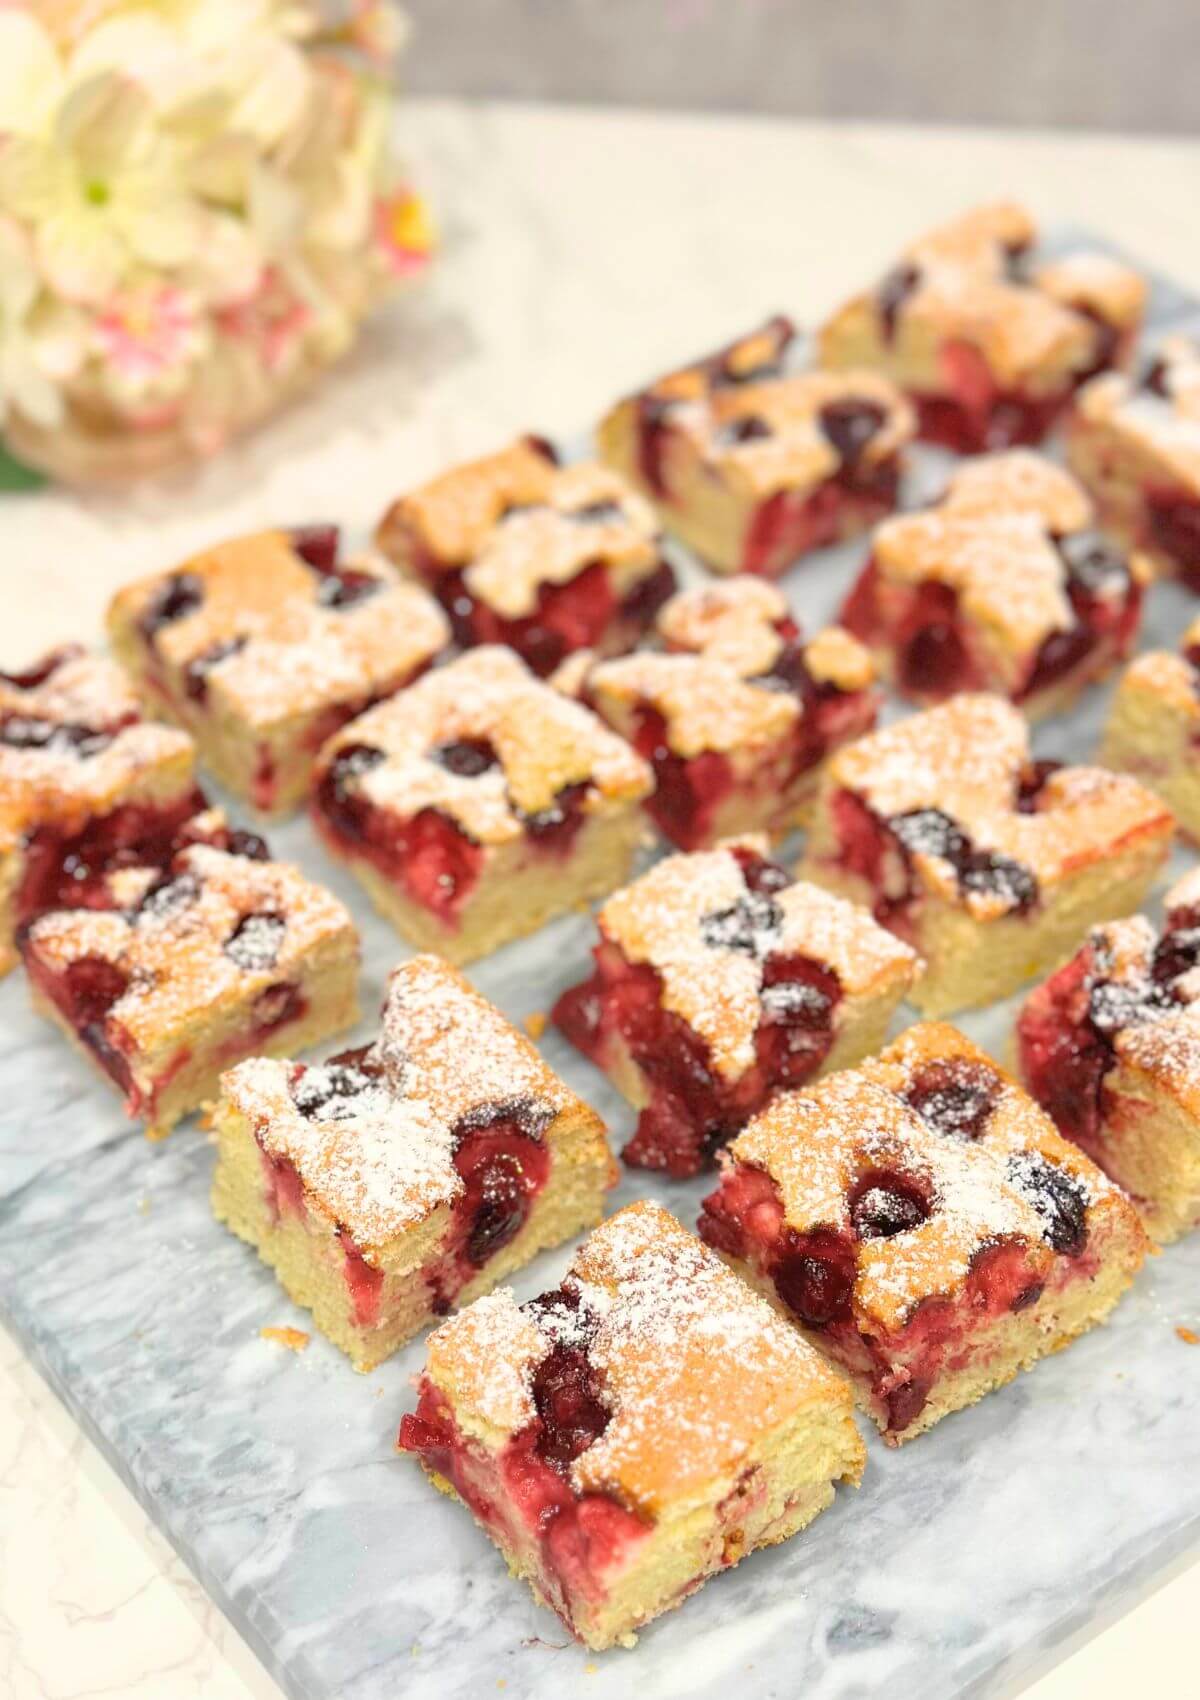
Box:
[2,97,1199,1699]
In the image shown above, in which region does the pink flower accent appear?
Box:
[216,267,311,372]
[91,284,203,387]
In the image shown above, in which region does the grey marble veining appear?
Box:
[3,245,1200,1700]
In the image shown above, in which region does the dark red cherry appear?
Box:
[1057,530,1130,597]
[62,956,128,1028]
[291,1051,380,1119]
[903,1056,1000,1142]
[700,890,783,956]
[849,1169,930,1240]
[717,414,773,447]
[222,828,271,861]
[135,870,201,923]
[139,573,203,642]
[290,524,340,574]
[729,847,791,898]
[571,499,625,523]
[530,1343,609,1470]
[432,738,500,779]
[773,1228,856,1327]
[1007,1152,1088,1256]
[818,398,886,468]
[1016,760,1063,813]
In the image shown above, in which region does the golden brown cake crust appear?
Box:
[826,694,1173,912]
[318,647,653,840]
[1075,337,1200,493]
[375,440,663,614]
[0,648,195,849]
[424,1200,861,1515]
[106,532,449,727]
[24,842,357,1055]
[728,1022,1145,1335]
[939,449,1095,533]
[595,841,918,1080]
[220,954,599,1256]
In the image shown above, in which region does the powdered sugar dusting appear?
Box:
[588,650,797,758]
[656,577,790,676]
[327,647,652,833]
[940,449,1094,533]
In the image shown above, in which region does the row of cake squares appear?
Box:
[205,940,1164,1649]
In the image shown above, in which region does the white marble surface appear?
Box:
[3,98,1200,1700]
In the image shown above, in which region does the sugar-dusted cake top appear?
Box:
[319,646,653,840]
[221,955,591,1255]
[656,577,792,675]
[821,202,1143,389]
[423,1200,861,1514]
[872,510,1076,653]
[596,839,918,1079]
[375,436,663,615]
[24,840,357,1053]
[826,694,1172,913]
[939,448,1095,534]
[587,649,798,757]
[617,314,798,407]
[1076,335,1200,490]
[729,1022,1140,1333]
[107,528,449,726]
[0,646,195,847]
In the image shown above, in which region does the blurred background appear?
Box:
[400,0,1198,132]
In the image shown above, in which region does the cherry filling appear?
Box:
[316,738,590,925]
[842,561,977,701]
[848,1168,931,1240]
[902,1056,1000,1142]
[554,854,840,1177]
[449,1112,552,1274]
[1021,530,1139,701]
[14,785,208,926]
[20,948,137,1101]
[1006,1151,1089,1257]
[1146,487,1200,587]
[909,340,1076,454]
[399,1339,646,1619]
[287,522,382,610]
[1017,916,1198,1152]
[876,263,921,343]
[623,704,730,851]
[184,636,247,703]
[740,462,898,581]
[435,551,675,679]
[831,792,1038,930]
[0,647,84,691]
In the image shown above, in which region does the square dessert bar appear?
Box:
[212,954,615,1371]
[839,451,1148,717]
[107,525,449,816]
[374,436,675,676]
[1017,867,1200,1245]
[398,1200,864,1649]
[553,836,920,1175]
[799,694,1173,1017]
[20,829,359,1137]
[819,201,1146,453]
[1100,613,1200,840]
[311,647,654,964]
[582,593,878,850]
[0,645,200,977]
[699,1023,1147,1444]
[1068,336,1200,588]
[597,314,913,577]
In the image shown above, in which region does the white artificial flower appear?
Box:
[0,217,71,427]
[0,11,66,135]
[0,72,202,303]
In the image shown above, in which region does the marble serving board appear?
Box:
[4,247,1200,1700]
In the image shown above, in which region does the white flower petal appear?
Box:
[0,14,64,135]
[37,207,127,303]
[117,182,201,268]
[57,72,156,173]
[69,16,195,111]
[0,339,63,428]
[226,37,310,148]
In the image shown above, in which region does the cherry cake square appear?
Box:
[1100,612,1200,840]
[819,202,1146,453]
[839,450,1148,716]
[0,646,200,977]
[374,436,675,675]
[553,836,920,1175]
[398,1200,864,1649]
[1017,866,1200,1245]
[799,694,1173,1016]
[311,647,653,964]
[20,828,359,1137]
[212,954,615,1370]
[597,315,913,577]
[581,585,878,850]
[699,1023,1147,1444]
[107,526,449,816]
[1068,336,1200,589]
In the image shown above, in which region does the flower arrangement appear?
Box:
[0,1,434,484]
